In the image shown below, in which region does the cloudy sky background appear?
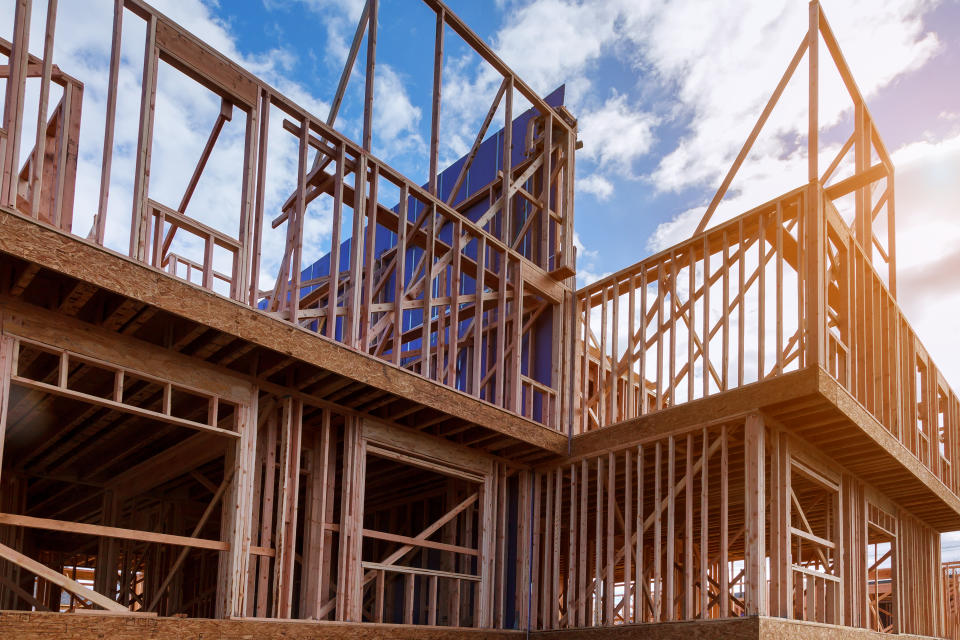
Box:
[3,0,960,552]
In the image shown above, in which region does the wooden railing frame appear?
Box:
[575,182,960,501]
[0,0,577,431]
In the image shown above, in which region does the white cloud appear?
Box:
[492,0,619,105]
[436,55,502,166]
[890,132,960,390]
[633,0,944,288]
[371,64,425,159]
[573,231,609,287]
[641,0,941,196]
[646,144,822,252]
[578,93,657,171]
[645,206,699,254]
[297,0,366,22]
[578,174,614,201]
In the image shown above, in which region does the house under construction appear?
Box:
[0,0,958,638]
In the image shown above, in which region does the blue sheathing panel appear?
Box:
[268,87,566,421]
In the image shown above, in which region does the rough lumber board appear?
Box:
[8,264,39,296]
[0,612,939,639]
[364,418,496,477]
[532,617,759,639]
[153,18,258,107]
[570,368,819,459]
[0,512,228,552]
[813,367,960,529]
[0,208,566,455]
[532,617,939,639]
[0,297,253,403]
[0,611,522,639]
[58,281,98,315]
[757,617,936,640]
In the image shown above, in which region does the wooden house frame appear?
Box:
[0,0,956,638]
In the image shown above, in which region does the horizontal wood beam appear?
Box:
[0,512,227,551]
[570,368,819,459]
[10,375,239,439]
[823,163,886,200]
[0,512,275,556]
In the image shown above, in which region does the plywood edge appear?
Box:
[531,617,760,638]
[815,367,960,529]
[758,616,945,640]
[0,610,524,639]
[569,368,819,459]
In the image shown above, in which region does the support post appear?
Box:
[478,465,496,626]
[1,0,31,207]
[429,8,444,196]
[337,416,366,621]
[94,490,121,600]
[95,0,123,243]
[237,96,259,303]
[807,1,819,185]
[362,0,378,151]
[273,396,302,617]
[29,0,58,222]
[221,391,258,617]
[301,409,337,618]
[0,337,14,489]
[770,429,792,617]
[744,413,766,615]
[129,14,158,261]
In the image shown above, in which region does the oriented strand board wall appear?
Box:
[533,617,940,640]
[0,611,523,640]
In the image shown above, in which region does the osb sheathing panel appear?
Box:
[2,614,943,639]
[0,611,523,640]
[533,617,942,640]
[758,617,943,640]
[533,617,759,639]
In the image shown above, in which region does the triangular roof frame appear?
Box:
[694,1,897,297]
